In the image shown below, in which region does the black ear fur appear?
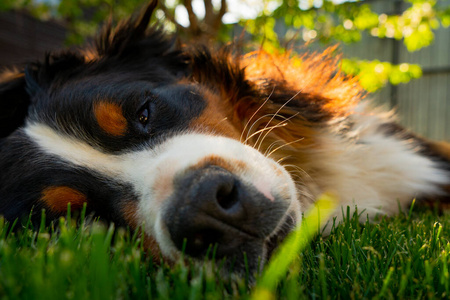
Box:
[0,71,30,138]
[96,0,175,59]
[0,51,85,139]
[26,52,86,89]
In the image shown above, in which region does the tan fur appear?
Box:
[0,68,23,82]
[94,101,128,136]
[191,155,248,173]
[428,140,450,161]
[41,186,87,212]
[189,87,242,138]
[243,49,363,117]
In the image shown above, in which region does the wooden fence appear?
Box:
[0,11,66,68]
[342,0,450,140]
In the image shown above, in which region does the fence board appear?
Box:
[0,11,66,67]
[342,0,450,140]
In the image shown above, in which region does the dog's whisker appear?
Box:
[266,137,304,158]
[276,156,292,165]
[256,112,300,152]
[252,89,302,146]
[282,163,313,182]
[253,114,283,149]
[282,163,308,174]
[246,122,289,149]
[264,140,283,157]
[239,87,275,143]
[243,113,287,145]
[213,117,229,130]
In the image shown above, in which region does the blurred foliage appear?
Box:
[250,0,447,52]
[341,59,423,92]
[245,0,448,91]
[1,0,449,91]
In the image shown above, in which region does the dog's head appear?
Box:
[0,1,357,275]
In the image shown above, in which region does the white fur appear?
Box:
[300,102,449,230]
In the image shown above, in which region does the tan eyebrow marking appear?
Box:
[94,101,128,136]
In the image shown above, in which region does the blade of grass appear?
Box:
[374,266,394,300]
[251,192,338,300]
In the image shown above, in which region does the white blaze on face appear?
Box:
[136,133,301,258]
[25,123,301,259]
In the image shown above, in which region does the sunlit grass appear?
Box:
[252,193,338,300]
[1,199,450,299]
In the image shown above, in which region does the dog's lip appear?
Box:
[264,212,297,260]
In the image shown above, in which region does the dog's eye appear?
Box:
[138,107,150,125]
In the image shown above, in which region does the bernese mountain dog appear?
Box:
[1,1,449,275]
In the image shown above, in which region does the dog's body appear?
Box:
[1,2,449,274]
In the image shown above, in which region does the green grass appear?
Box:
[1,202,450,300]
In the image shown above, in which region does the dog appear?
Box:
[1,1,449,275]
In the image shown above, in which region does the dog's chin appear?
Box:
[264,210,298,262]
[192,211,299,285]
[149,206,299,283]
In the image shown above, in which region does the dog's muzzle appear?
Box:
[162,165,292,273]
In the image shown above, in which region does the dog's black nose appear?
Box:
[162,165,289,271]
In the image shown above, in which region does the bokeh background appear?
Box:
[0,0,449,139]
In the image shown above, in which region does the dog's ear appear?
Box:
[0,70,31,138]
[0,52,85,138]
[26,52,86,90]
[96,0,176,59]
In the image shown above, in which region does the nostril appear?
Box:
[216,181,238,210]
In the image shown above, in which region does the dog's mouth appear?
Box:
[264,211,298,261]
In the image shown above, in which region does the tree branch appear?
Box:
[158,5,185,30]
[204,0,214,25]
[184,0,199,32]
[213,0,227,30]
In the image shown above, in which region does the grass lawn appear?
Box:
[0,203,449,300]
